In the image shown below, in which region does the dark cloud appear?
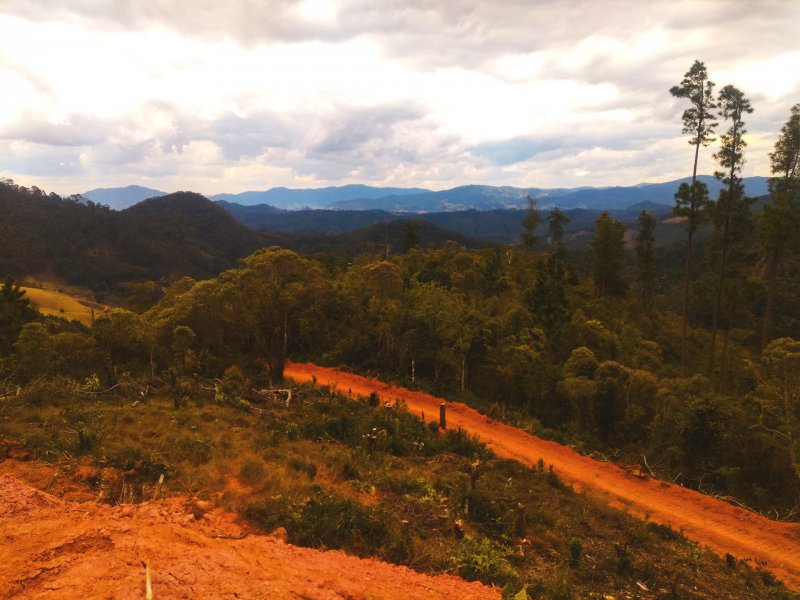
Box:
[310,103,424,155]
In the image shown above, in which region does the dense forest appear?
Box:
[1,62,799,597]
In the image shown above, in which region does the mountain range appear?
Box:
[81,176,771,213]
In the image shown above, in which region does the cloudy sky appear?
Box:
[1,0,799,195]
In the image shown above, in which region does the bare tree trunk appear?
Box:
[681,132,702,373]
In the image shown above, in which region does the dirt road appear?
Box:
[285,361,800,591]
[0,474,495,599]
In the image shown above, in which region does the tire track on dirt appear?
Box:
[285,361,800,591]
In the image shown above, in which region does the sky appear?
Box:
[1,0,799,196]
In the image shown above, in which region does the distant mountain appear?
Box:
[82,185,167,210]
[329,185,537,212]
[326,177,770,212]
[83,177,771,213]
[545,176,769,210]
[211,184,430,209]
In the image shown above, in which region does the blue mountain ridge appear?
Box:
[82,176,770,212]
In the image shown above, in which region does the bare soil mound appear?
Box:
[0,474,495,599]
[285,361,800,591]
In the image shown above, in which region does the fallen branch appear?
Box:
[641,455,657,478]
[81,382,123,396]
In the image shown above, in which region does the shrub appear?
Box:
[615,543,633,575]
[239,459,266,487]
[288,458,317,479]
[568,538,582,567]
[545,572,573,600]
[293,490,390,553]
[242,494,298,532]
[453,535,516,585]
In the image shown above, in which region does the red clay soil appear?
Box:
[0,474,495,599]
[285,361,800,591]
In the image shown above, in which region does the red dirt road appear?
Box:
[0,474,495,599]
[285,361,800,591]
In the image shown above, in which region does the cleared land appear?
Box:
[20,287,102,325]
[0,474,494,600]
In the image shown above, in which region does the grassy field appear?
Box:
[21,287,98,325]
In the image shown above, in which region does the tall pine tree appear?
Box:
[670,60,718,371]
[709,84,753,375]
[521,194,540,251]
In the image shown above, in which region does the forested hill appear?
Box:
[0,180,484,289]
[284,219,484,258]
[221,201,680,245]
[0,181,281,287]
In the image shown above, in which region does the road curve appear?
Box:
[285,361,800,591]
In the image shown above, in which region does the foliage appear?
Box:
[589,212,627,297]
[0,276,39,355]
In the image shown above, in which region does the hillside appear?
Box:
[222,203,679,246]
[284,219,485,257]
[0,181,281,288]
[287,362,800,592]
[1,374,793,599]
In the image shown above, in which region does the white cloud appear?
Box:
[0,1,798,194]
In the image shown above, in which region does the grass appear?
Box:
[21,287,98,325]
[0,375,798,599]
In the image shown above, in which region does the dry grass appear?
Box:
[21,287,97,325]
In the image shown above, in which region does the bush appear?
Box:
[243,494,298,532]
[468,489,510,536]
[239,459,266,486]
[545,572,573,600]
[288,458,317,479]
[75,425,103,455]
[568,537,582,567]
[293,490,390,554]
[453,535,516,585]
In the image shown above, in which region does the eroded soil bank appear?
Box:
[0,474,495,599]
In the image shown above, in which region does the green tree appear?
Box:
[92,308,153,377]
[481,246,505,297]
[590,212,627,297]
[521,194,540,251]
[769,103,800,184]
[527,254,569,348]
[635,211,657,311]
[402,221,421,253]
[0,276,39,355]
[670,60,718,371]
[759,104,800,348]
[709,84,753,374]
[236,248,330,381]
[756,338,800,488]
[547,207,570,254]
